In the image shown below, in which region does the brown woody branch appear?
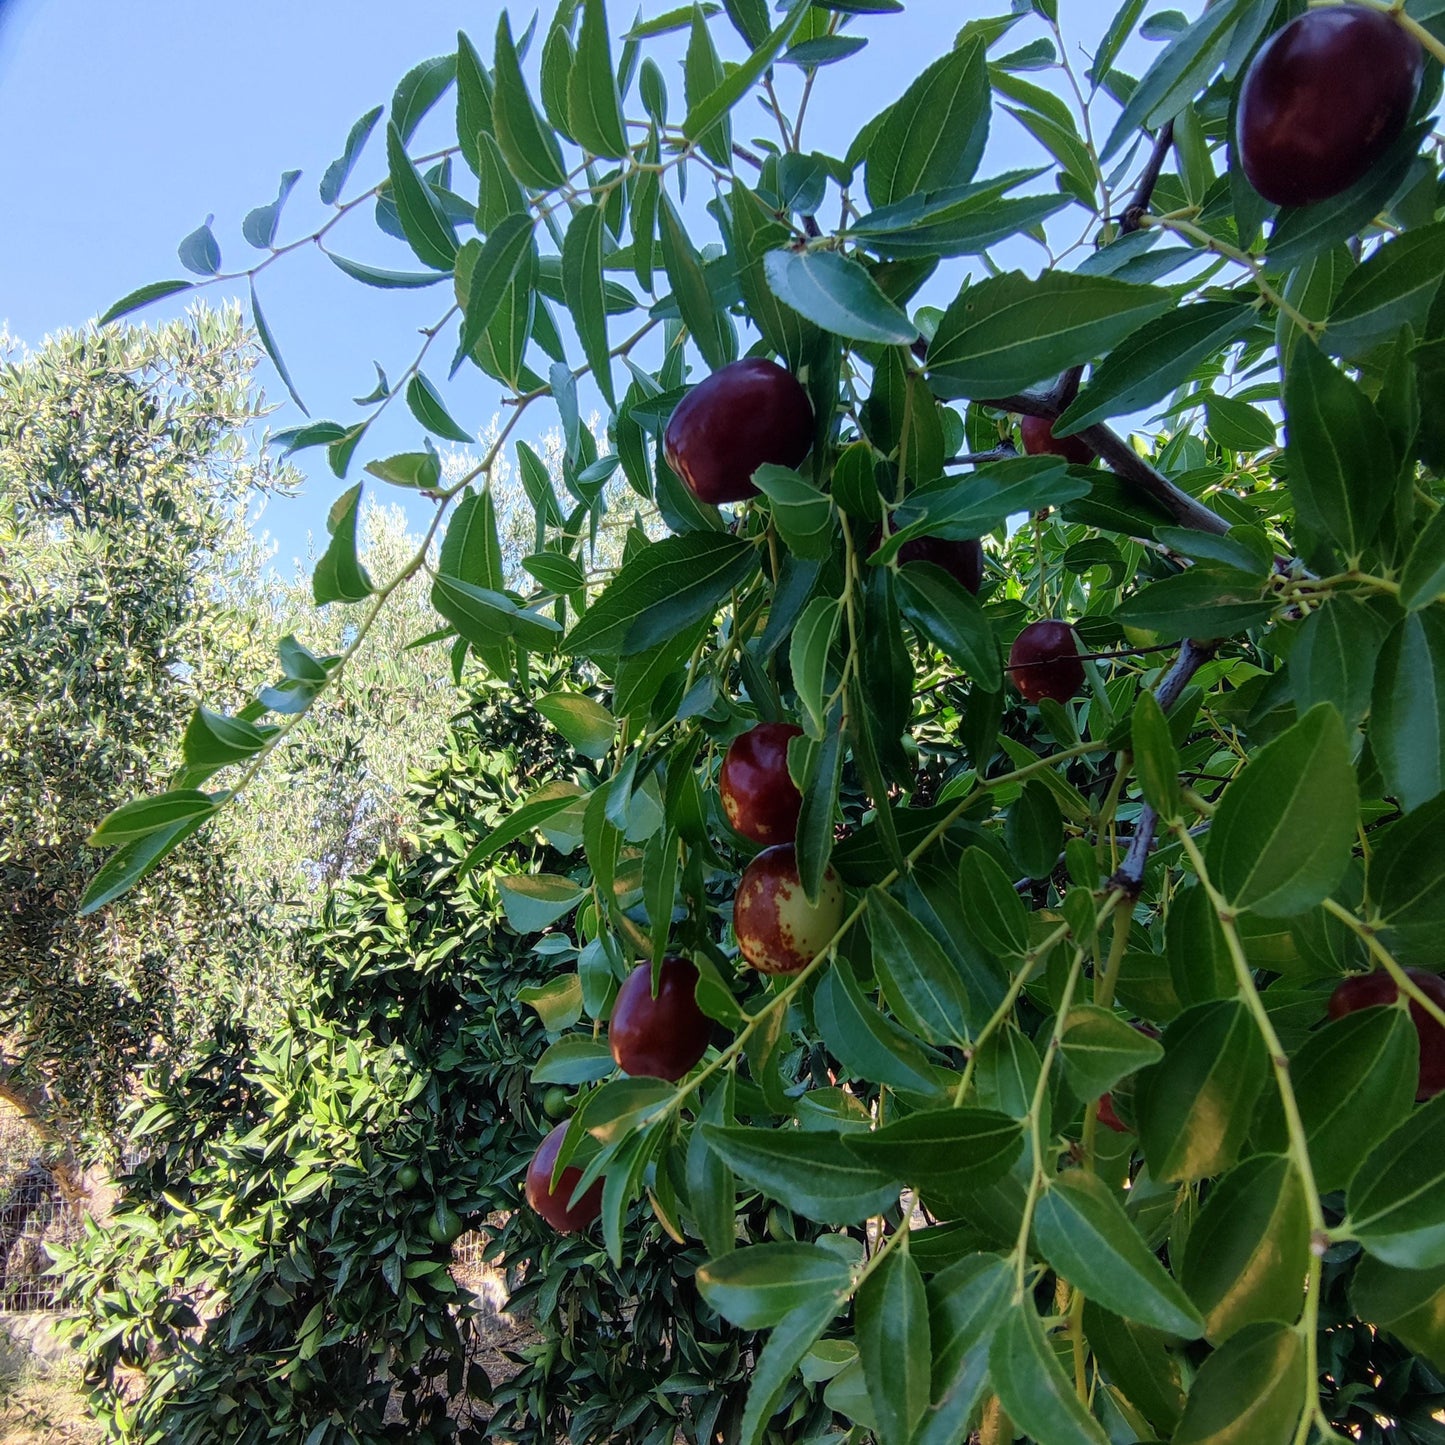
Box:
[1118,121,1174,235]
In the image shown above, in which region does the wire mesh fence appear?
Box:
[0,1111,86,1314]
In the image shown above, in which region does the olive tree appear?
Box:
[85,2,1445,1441]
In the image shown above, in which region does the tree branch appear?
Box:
[1108,637,1219,898]
[1118,121,1174,235]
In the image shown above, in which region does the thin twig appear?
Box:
[1118,122,1174,235]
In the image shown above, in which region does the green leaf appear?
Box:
[1082,1302,1185,1439]
[320,104,383,204]
[327,253,452,289]
[1101,0,1250,160]
[391,53,456,142]
[406,373,473,442]
[88,790,221,847]
[842,1108,1023,1192]
[813,964,949,1101]
[915,1254,1013,1445]
[568,0,628,158]
[1054,300,1258,435]
[865,38,989,208]
[1373,794,1445,965]
[1207,395,1277,454]
[1285,341,1396,561]
[79,814,213,916]
[492,12,567,189]
[1290,597,1390,732]
[1006,779,1060,881]
[684,4,732,167]
[455,32,494,175]
[989,1302,1108,1445]
[1372,609,1445,811]
[856,1249,930,1445]
[1136,1000,1269,1182]
[958,847,1031,957]
[790,596,841,737]
[497,873,587,932]
[1255,1007,1417,1195]
[516,974,583,1031]
[730,184,818,371]
[1206,703,1358,918]
[1352,1255,1445,1370]
[866,885,971,1047]
[565,533,758,659]
[178,218,221,275]
[385,121,457,270]
[796,707,843,901]
[740,1296,845,1445]
[453,214,538,376]
[250,279,308,415]
[1059,1005,1164,1099]
[242,169,302,249]
[1172,1322,1305,1445]
[752,464,834,560]
[1325,221,1445,361]
[851,173,1069,260]
[1349,1092,1445,1269]
[532,1036,615,1084]
[1132,690,1182,821]
[312,484,374,604]
[1179,1155,1309,1344]
[700,1125,901,1225]
[683,0,811,145]
[1034,1170,1204,1336]
[659,193,736,370]
[98,278,196,326]
[562,204,615,407]
[696,1243,854,1329]
[763,249,917,345]
[364,448,441,490]
[1400,504,1445,611]
[880,456,1083,552]
[926,271,1174,399]
[894,563,1001,691]
[535,693,616,759]
[1114,569,1272,645]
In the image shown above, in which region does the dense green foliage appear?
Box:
[75,2,1445,1442]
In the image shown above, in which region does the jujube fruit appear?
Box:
[720,722,804,845]
[427,1204,465,1245]
[609,957,713,1082]
[1008,620,1085,704]
[525,1121,604,1233]
[541,1085,570,1119]
[663,357,814,505]
[395,1163,420,1190]
[1237,5,1423,208]
[734,842,845,975]
[1020,414,1093,467]
[1327,967,1445,1101]
[897,535,984,595]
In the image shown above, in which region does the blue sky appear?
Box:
[0,0,1134,567]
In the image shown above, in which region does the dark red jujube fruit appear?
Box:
[1237,5,1423,208]
[525,1122,604,1233]
[897,534,985,595]
[1020,414,1093,467]
[720,722,804,845]
[663,357,814,505]
[1008,620,1085,704]
[608,957,713,1082]
[1328,967,1445,1101]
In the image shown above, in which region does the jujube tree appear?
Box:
[78,1,1445,1442]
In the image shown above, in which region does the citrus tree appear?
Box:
[82,2,1445,1441]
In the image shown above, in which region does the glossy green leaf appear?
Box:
[1352,1255,1445,1370]
[1372,609,1445,812]
[926,271,1174,399]
[763,249,917,346]
[535,693,616,759]
[915,1254,1012,1445]
[403,373,472,442]
[813,963,949,1101]
[1082,1302,1185,1439]
[740,1295,845,1445]
[1349,1093,1445,1269]
[659,193,736,371]
[1060,1005,1164,1100]
[452,214,537,376]
[894,562,1001,691]
[1206,703,1358,918]
[1180,1155,1309,1344]
[384,121,457,270]
[1324,221,1445,361]
[990,1302,1109,1445]
[1034,1171,1204,1336]
[865,886,971,1047]
[312,483,374,604]
[1136,1000,1269,1182]
[852,173,1069,261]
[1172,1322,1304,1445]
[98,278,196,326]
[320,104,383,204]
[568,0,628,158]
[957,846,1031,958]
[1373,794,1445,965]
[326,253,452,289]
[88,790,221,847]
[843,1108,1023,1191]
[492,12,567,189]
[566,533,758,659]
[1114,569,1271,645]
[1132,689,1182,822]
[684,4,731,166]
[752,464,833,560]
[1054,301,1258,435]
[865,38,989,208]
[700,1125,901,1225]
[857,1249,929,1445]
[696,1243,854,1328]
[1254,1007,1417,1194]
[242,170,301,249]
[683,0,811,145]
[790,595,841,737]
[532,1036,615,1085]
[249,279,308,415]
[1290,597,1389,731]
[364,448,440,490]
[79,814,213,916]
[1401,504,1445,611]
[178,218,221,275]
[562,204,615,407]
